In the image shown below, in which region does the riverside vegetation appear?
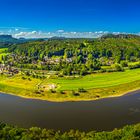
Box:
[0,122,140,140]
[1,34,140,101]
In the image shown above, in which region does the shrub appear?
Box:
[114,64,124,72]
[28,78,31,81]
[22,77,26,80]
[106,69,116,72]
[60,90,65,94]
[73,93,80,96]
[35,91,41,94]
[128,63,140,69]
[98,69,106,73]
[78,88,87,93]
[49,89,56,93]
[120,61,128,67]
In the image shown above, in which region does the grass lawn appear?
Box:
[0,75,41,97]
[49,69,140,91]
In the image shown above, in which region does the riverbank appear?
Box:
[1,79,140,102]
[1,69,140,102]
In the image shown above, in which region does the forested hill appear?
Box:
[0,35,18,43]
[4,34,140,75]
[9,34,140,62]
[101,33,140,39]
[0,35,18,48]
[0,35,44,47]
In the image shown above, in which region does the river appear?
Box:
[0,90,140,131]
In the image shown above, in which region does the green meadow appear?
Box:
[0,48,8,53]
[50,69,140,90]
[0,68,140,101]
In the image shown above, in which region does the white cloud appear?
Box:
[12,30,111,38]
[31,31,37,34]
[0,28,137,39]
[57,30,64,33]
[14,31,53,38]
[15,28,19,31]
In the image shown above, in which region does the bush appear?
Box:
[35,91,41,94]
[60,90,65,94]
[49,89,56,93]
[28,78,31,81]
[128,63,140,69]
[98,69,106,73]
[106,69,116,72]
[73,93,80,96]
[78,88,87,93]
[114,64,124,72]
[22,77,26,80]
[58,74,64,77]
[95,95,100,98]
[121,61,128,67]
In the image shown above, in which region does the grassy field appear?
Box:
[1,69,140,101]
[0,48,9,61]
[0,74,41,96]
[0,48,8,53]
[49,69,140,90]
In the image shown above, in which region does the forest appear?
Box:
[3,34,140,76]
[0,122,140,140]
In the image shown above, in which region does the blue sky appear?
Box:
[0,0,140,38]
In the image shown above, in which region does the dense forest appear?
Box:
[0,122,140,140]
[2,34,140,76]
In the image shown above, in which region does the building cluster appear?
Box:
[0,64,19,75]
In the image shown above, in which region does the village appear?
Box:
[0,63,19,76]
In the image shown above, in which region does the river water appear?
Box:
[0,91,140,131]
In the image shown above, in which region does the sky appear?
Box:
[0,0,140,38]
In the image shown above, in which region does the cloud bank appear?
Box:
[0,27,137,39]
[13,30,111,38]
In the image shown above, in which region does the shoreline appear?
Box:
[0,87,140,103]
[1,68,140,102]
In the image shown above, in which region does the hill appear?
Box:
[0,35,18,43]
[101,33,140,39]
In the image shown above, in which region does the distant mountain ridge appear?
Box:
[0,35,18,43]
[0,35,46,43]
[0,34,140,44]
[101,33,140,39]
